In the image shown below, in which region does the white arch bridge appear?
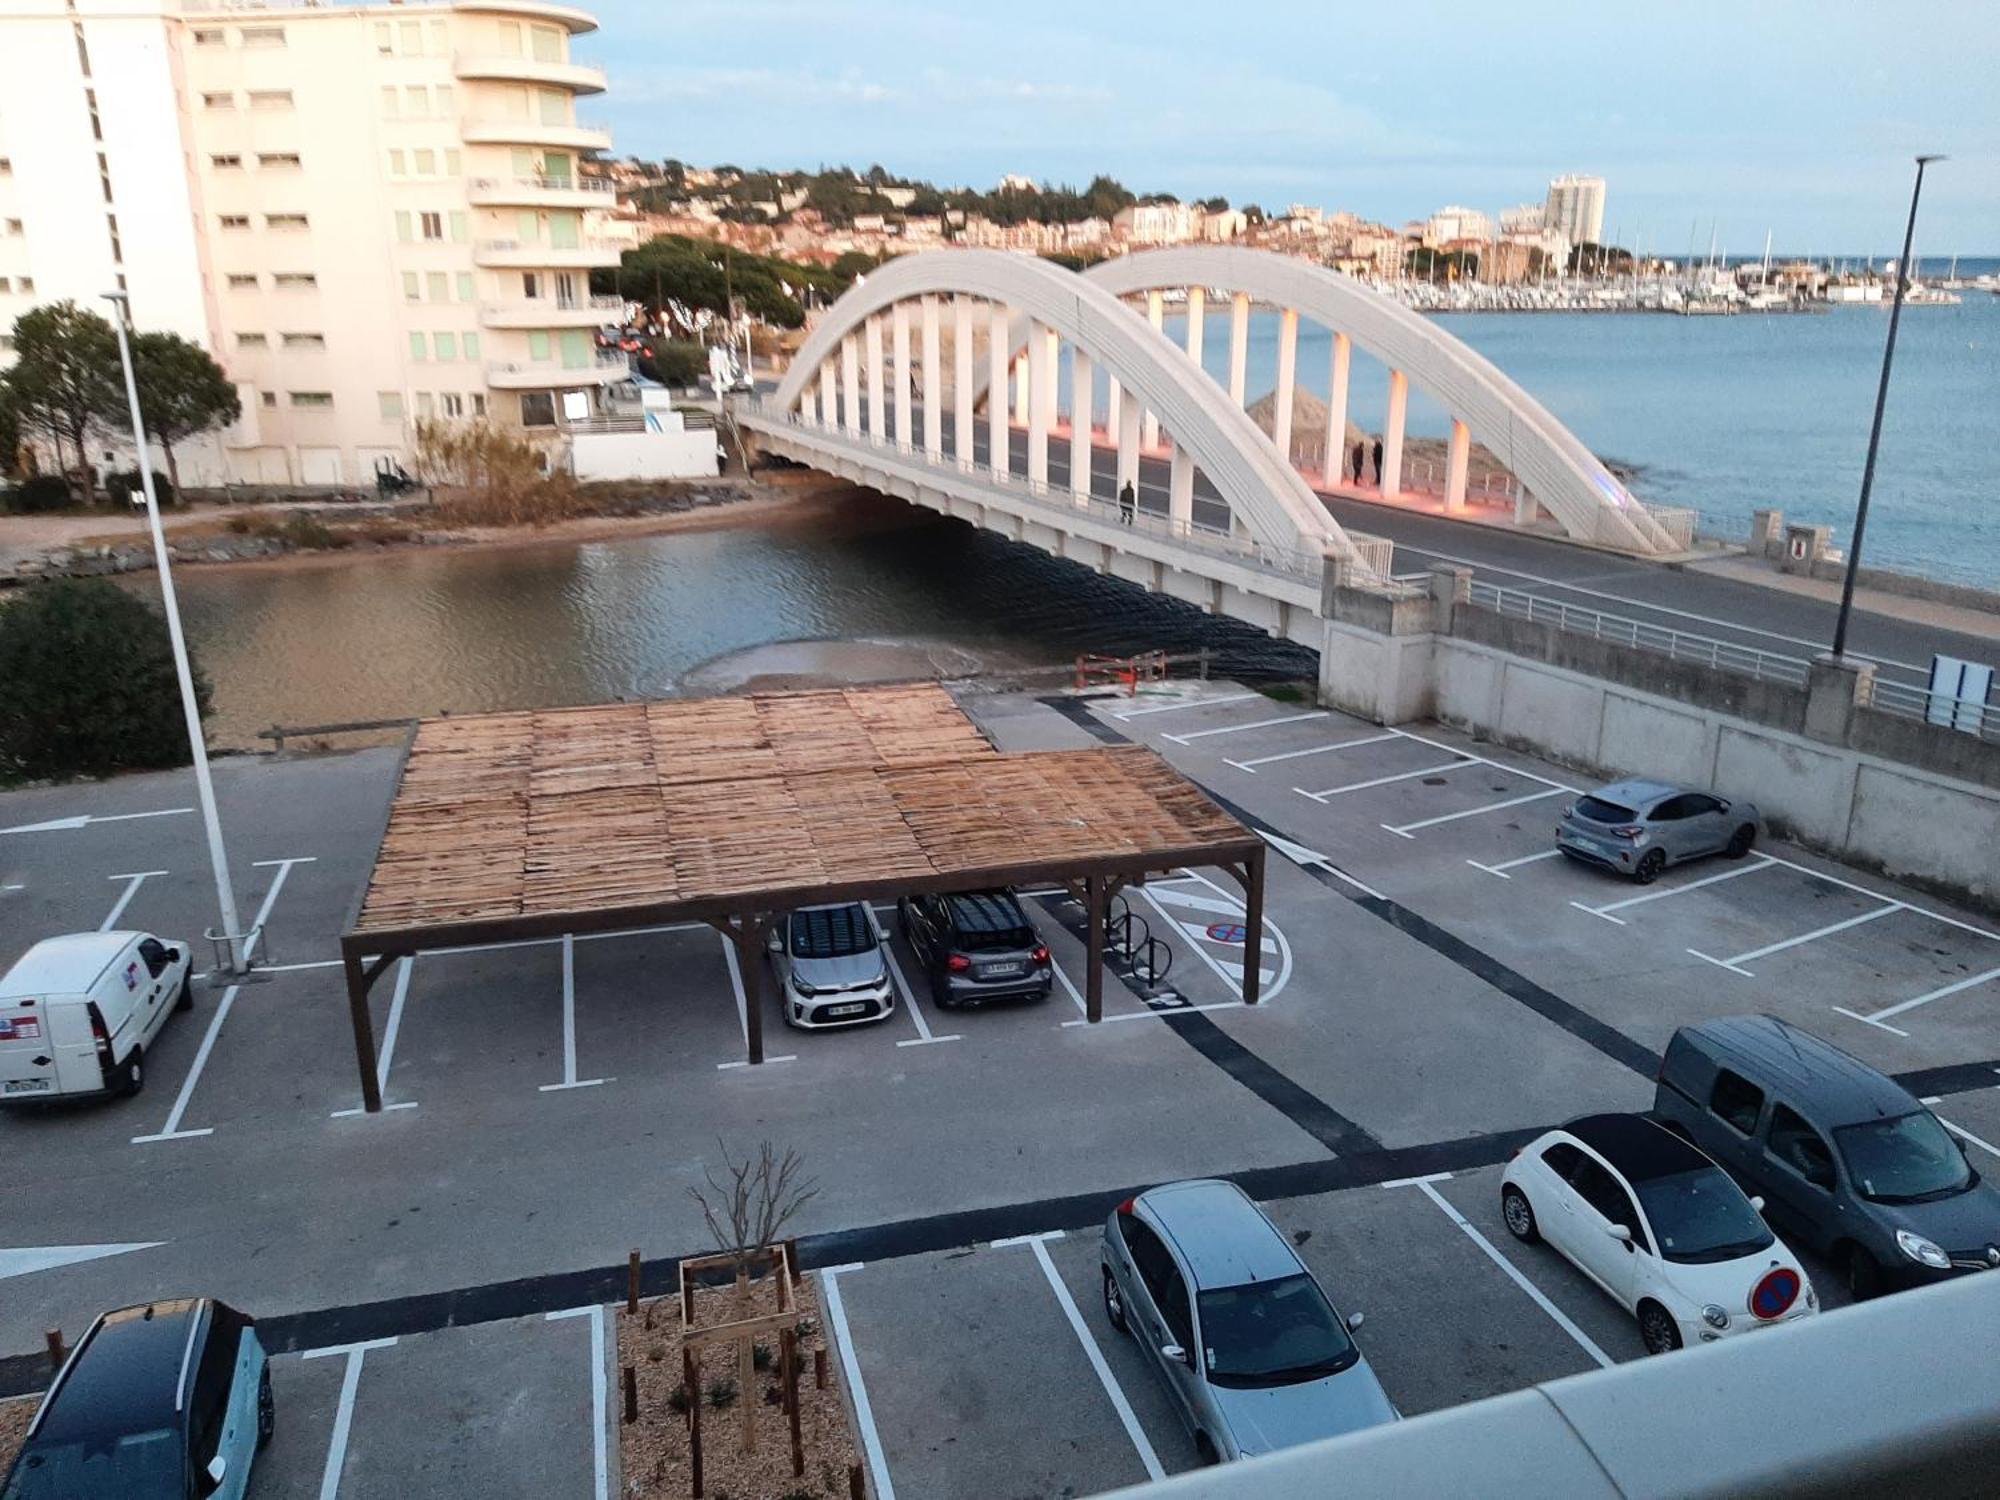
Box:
[739,247,1680,647]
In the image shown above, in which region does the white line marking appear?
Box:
[1164,712,1328,744]
[819,1266,896,1500]
[1175,865,1294,1003]
[1687,950,1755,978]
[1062,1000,1258,1027]
[1385,788,1565,837]
[428,922,708,960]
[100,870,168,931]
[546,1305,609,1500]
[1703,903,1906,972]
[305,1338,395,1500]
[1405,1179,1613,1368]
[1144,886,1249,918]
[1257,829,1386,900]
[131,984,239,1144]
[715,930,796,1068]
[1300,760,1469,800]
[243,857,315,964]
[541,934,610,1091]
[878,918,960,1047]
[1014,1234,1165,1482]
[1047,949,1091,1017]
[332,957,418,1115]
[1758,854,2000,945]
[1868,965,2000,1024]
[1925,1110,2000,1161]
[1380,1171,1454,1188]
[1577,856,1776,920]
[1830,1006,1911,1037]
[1110,692,1258,719]
[1468,849,1563,879]
[1,807,195,836]
[1387,727,1580,793]
[1173,917,1277,953]
[1225,731,1401,772]
[94,807,197,826]
[1139,883,1253,1004]
[991,1229,1065,1249]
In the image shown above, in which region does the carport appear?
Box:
[339,685,1265,1111]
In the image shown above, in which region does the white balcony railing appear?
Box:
[468,175,615,196]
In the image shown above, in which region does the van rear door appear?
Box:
[0,994,61,1099]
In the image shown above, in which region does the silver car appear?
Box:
[765,903,896,1029]
[1555,778,1761,885]
[1100,1180,1397,1464]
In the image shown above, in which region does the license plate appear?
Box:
[981,962,1024,978]
[825,1003,867,1017]
[0,1019,39,1040]
[4,1078,52,1095]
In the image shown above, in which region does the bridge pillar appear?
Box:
[1444,417,1470,514]
[818,360,836,431]
[892,301,913,448]
[1383,368,1408,498]
[987,303,1009,479]
[1027,321,1053,486]
[864,314,885,439]
[1322,332,1351,488]
[839,333,859,437]
[801,385,817,425]
[1169,443,1194,531]
[920,295,942,459]
[1105,375,1122,457]
[1012,354,1029,427]
[1070,346,1093,504]
[1117,387,1141,497]
[953,297,975,467]
[1227,291,1250,405]
[1273,307,1299,465]
[1142,290,1165,448]
[1185,287,1206,369]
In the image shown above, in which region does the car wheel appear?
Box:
[1501,1186,1540,1244]
[257,1367,275,1448]
[114,1046,145,1098]
[1845,1246,1885,1301]
[930,978,953,1010]
[1725,824,1756,859]
[1637,1301,1682,1355]
[1634,849,1667,884]
[1102,1268,1129,1334]
[175,973,194,1013]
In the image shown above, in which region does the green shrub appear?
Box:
[6,475,74,514]
[704,1376,737,1410]
[105,468,176,510]
[0,577,211,782]
[279,511,344,550]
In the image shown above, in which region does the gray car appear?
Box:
[1556,778,1761,884]
[764,903,896,1029]
[1654,1016,2000,1300]
[1099,1180,1397,1464]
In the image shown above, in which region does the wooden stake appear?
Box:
[814,1346,828,1390]
[783,1236,802,1284]
[622,1364,637,1426]
[627,1250,643,1314]
[780,1327,804,1477]
[683,1347,703,1498]
[44,1329,64,1371]
[738,1332,755,1453]
[848,1460,866,1499]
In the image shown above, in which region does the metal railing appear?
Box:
[468,175,615,196]
[1466,580,1814,686]
[1868,676,1999,740]
[472,237,621,256]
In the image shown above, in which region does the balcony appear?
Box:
[454,54,607,94]
[481,295,624,329]
[485,351,629,390]
[472,237,623,270]
[451,1,599,34]
[467,174,616,209]
[460,118,612,152]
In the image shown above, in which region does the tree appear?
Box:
[2,301,119,498]
[114,332,240,492]
[688,1140,819,1286]
[0,578,211,783]
[1198,196,1230,213]
[1240,203,1266,225]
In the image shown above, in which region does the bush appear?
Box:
[104,468,176,510]
[642,339,708,387]
[5,475,75,514]
[704,1377,737,1410]
[0,577,211,782]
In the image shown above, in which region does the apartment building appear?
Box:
[0,0,624,487]
[1543,173,1607,249]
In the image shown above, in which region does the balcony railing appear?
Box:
[468,175,615,196]
[472,237,622,256]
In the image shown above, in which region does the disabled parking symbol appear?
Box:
[1205,922,1249,945]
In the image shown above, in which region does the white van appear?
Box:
[0,931,194,1103]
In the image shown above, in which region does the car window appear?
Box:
[1650,795,1693,820]
[1156,1262,1194,1351]
[1767,1105,1837,1191]
[1568,1158,1650,1249]
[1196,1274,1356,1388]
[187,1307,241,1466]
[1572,796,1635,824]
[788,906,877,959]
[1120,1217,1175,1305]
[137,939,170,978]
[1634,1168,1774,1264]
[1541,1142,1583,1179]
[0,1429,182,1498]
[1835,1111,1974,1204]
[1709,1069,1765,1135]
[1682,795,1723,815]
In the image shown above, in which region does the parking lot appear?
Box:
[3,687,1997,1496]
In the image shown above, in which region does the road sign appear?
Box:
[1205,921,1249,945]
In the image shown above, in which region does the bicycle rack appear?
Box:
[1108,907,1150,962]
[203,923,265,975]
[1131,936,1174,988]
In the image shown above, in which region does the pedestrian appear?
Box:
[1119,479,1136,524]
[1372,438,1384,485]
[1351,439,1365,485]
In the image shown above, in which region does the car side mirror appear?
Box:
[1606,1223,1633,1243]
[1749,1195,1766,1213]
[1159,1342,1187,1365]
[164,947,181,964]
[765,928,783,952]
[204,1455,228,1491]
[1345,1311,1364,1331]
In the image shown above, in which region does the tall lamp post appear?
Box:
[103,291,247,972]
[1830,154,1943,661]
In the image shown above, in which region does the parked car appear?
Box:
[896,889,1052,1008]
[765,903,896,1029]
[1,1298,272,1499]
[1501,1113,1816,1354]
[1100,1179,1397,1464]
[1653,1015,2000,1299]
[0,932,194,1103]
[1555,778,1760,884]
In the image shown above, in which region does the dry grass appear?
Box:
[0,1395,36,1476]
[414,419,586,528]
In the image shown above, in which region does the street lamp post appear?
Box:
[1830,154,1943,661]
[103,292,248,972]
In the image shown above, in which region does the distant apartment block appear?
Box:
[1112,200,1203,247]
[0,0,625,486]
[1543,174,1606,247]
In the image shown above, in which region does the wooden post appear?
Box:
[738,1333,755,1453]
[622,1365,638,1425]
[735,917,765,1066]
[783,1237,801,1285]
[1084,875,1106,1024]
[814,1346,828,1389]
[684,1347,704,1498]
[849,1462,866,1500]
[627,1250,643,1315]
[1238,846,1266,1006]
[341,949,385,1114]
[44,1329,65,1371]
[780,1328,805,1477]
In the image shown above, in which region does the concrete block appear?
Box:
[1435,642,1503,732]
[1713,727,1855,847]
[1846,763,2000,908]
[1598,693,1716,787]
[1804,654,1874,745]
[1496,661,1604,765]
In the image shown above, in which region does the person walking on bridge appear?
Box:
[1371,437,1384,487]
[1118,479,1136,524]
[1351,439,1366,486]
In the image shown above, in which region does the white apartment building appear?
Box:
[1422,204,1492,247]
[1112,200,1201,247]
[0,0,625,487]
[1543,173,1606,248]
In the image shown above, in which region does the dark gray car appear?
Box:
[1653,1016,2000,1300]
[1556,778,1761,884]
[1099,1180,1397,1464]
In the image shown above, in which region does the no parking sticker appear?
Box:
[1204,922,1249,945]
[1750,1267,1801,1320]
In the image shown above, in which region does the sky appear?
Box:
[575,1,1998,257]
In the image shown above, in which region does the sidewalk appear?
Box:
[1684,553,2000,644]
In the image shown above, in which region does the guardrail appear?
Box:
[1868,676,1999,740]
[1466,580,1813,686]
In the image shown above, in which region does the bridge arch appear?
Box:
[769,249,1385,576]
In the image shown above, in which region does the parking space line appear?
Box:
[879,937,962,1048]
[244,857,316,964]
[1759,853,2000,945]
[1919,1101,2000,1161]
[1061,999,1254,1027]
[1,807,194,836]
[715,931,796,1069]
[1388,727,1580,794]
[1689,902,1906,976]
[1467,850,1562,879]
[130,983,237,1144]
[100,870,168,931]
[1139,884,1260,1004]
[1398,1179,1614,1368]
[541,935,611,1091]
[1570,855,1776,924]
[1163,712,1327,744]
[1864,965,2000,1024]
[1003,1232,1166,1483]
[301,1337,396,1500]
[1110,693,1259,720]
[1830,1006,1911,1038]
[332,958,418,1116]
[1384,788,1565,838]
[1225,731,1399,773]
[1297,761,1469,802]
[819,1265,895,1500]
[546,1305,610,1500]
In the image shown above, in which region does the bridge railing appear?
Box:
[1868,676,1999,741]
[1466,579,1813,686]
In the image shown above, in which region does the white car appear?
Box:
[1500,1113,1817,1354]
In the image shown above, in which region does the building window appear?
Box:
[442,393,464,418]
[247,90,293,111]
[462,332,481,362]
[192,28,224,46]
[435,84,454,115]
[289,391,333,408]
[239,26,286,48]
[403,85,427,116]
[202,92,233,110]
[210,154,243,169]
[394,211,412,243]
[261,391,277,408]
[218,215,250,231]
[415,391,436,418]
[522,272,542,298]
[520,392,555,426]
[0,335,12,354]
[527,330,550,361]
[236,332,267,348]
[419,211,443,241]
[413,148,435,175]
[445,148,461,176]
[258,153,302,169]
[531,25,565,63]
[473,393,487,417]
[0,279,10,294]
[456,272,475,302]
[15,277,30,293]
[227,274,259,289]
[434,331,457,360]
[398,20,422,55]
[449,211,468,244]
[266,213,309,231]
[282,332,325,348]
[388,149,405,176]
[426,19,447,54]
[426,271,448,302]
[408,332,427,361]
[273,273,317,289]
[379,86,398,118]
[402,272,421,301]
[2,219,22,237]
[378,390,404,419]
[498,20,522,55]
